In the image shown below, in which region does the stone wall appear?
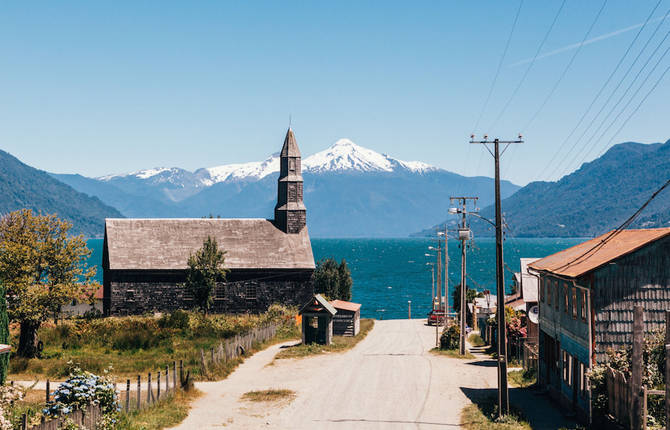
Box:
[104,269,313,315]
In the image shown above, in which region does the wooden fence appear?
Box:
[199,323,278,376]
[606,367,631,428]
[22,322,279,430]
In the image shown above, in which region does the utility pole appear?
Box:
[470,134,523,417]
[449,196,478,356]
[444,225,449,330]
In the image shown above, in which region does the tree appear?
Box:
[313,258,353,301]
[0,285,8,383]
[185,236,228,314]
[0,210,95,358]
[337,260,353,301]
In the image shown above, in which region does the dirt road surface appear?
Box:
[172,319,501,429]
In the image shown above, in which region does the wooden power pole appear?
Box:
[469,134,523,417]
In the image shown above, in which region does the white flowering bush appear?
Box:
[44,368,119,418]
[0,385,23,430]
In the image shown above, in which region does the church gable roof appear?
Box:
[105,218,315,271]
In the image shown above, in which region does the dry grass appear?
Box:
[429,348,475,359]
[117,387,202,430]
[461,397,531,430]
[274,319,374,360]
[508,368,537,388]
[468,333,486,347]
[241,389,296,403]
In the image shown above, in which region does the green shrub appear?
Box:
[440,324,460,350]
[158,310,190,330]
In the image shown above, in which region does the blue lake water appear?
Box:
[87,237,583,320]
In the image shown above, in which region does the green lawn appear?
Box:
[274,319,374,360]
[508,368,537,388]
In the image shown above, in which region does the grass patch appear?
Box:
[274,319,374,360]
[508,368,537,388]
[461,397,531,430]
[468,333,485,347]
[117,387,202,430]
[429,348,475,359]
[241,389,296,402]
[9,306,300,381]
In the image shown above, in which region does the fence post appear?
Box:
[125,379,130,411]
[147,372,152,404]
[211,347,215,364]
[631,305,644,430]
[21,413,27,430]
[173,361,177,391]
[46,379,50,404]
[179,360,184,386]
[165,365,169,393]
[137,375,141,410]
[157,371,161,401]
[642,386,647,430]
[200,348,207,376]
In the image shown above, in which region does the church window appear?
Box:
[245,284,257,301]
[289,158,296,172]
[125,290,135,302]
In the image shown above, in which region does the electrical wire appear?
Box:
[549,10,670,179]
[488,0,567,133]
[552,177,670,273]
[537,0,663,181]
[522,0,609,132]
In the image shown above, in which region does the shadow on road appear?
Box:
[279,342,302,349]
[464,359,498,367]
[459,386,581,430]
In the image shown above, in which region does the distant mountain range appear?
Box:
[52,139,520,237]
[0,150,122,237]
[415,139,670,238]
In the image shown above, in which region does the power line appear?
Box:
[562,31,670,176]
[472,0,524,133]
[537,0,664,181]
[522,0,609,131]
[488,0,567,132]
[549,11,670,179]
[553,178,670,273]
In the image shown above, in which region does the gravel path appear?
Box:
[171,319,499,429]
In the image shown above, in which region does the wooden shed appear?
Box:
[330,300,361,336]
[299,294,337,345]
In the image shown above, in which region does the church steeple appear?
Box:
[274,128,306,233]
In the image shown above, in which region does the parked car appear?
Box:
[427,309,447,325]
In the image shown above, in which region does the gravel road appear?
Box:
[171,319,498,429]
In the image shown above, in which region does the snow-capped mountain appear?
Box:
[53,138,519,237]
[97,138,437,187]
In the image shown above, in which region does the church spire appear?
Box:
[274,128,306,233]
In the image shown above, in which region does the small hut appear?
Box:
[299,294,336,345]
[330,300,361,336]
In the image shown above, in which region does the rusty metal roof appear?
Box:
[528,228,670,278]
[300,294,337,315]
[105,218,315,271]
[329,300,361,312]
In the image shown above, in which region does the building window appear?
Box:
[245,284,257,301]
[546,281,551,306]
[541,278,545,303]
[572,287,577,319]
[563,285,569,314]
[580,289,587,321]
[554,280,559,311]
[562,350,568,382]
[289,158,296,172]
[214,285,226,300]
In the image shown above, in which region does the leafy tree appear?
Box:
[0,210,95,358]
[185,236,228,314]
[313,258,353,301]
[337,260,353,301]
[451,284,481,313]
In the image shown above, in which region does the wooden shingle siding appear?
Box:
[592,235,670,362]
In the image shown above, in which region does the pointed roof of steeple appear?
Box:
[280,128,301,157]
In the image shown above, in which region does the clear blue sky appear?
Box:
[1,1,668,185]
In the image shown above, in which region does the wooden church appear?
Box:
[102,128,315,315]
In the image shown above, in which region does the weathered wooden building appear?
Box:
[330,300,361,336]
[529,228,670,421]
[300,294,336,345]
[103,128,315,315]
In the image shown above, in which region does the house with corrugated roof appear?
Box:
[102,129,315,315]
[529,227,670,421]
